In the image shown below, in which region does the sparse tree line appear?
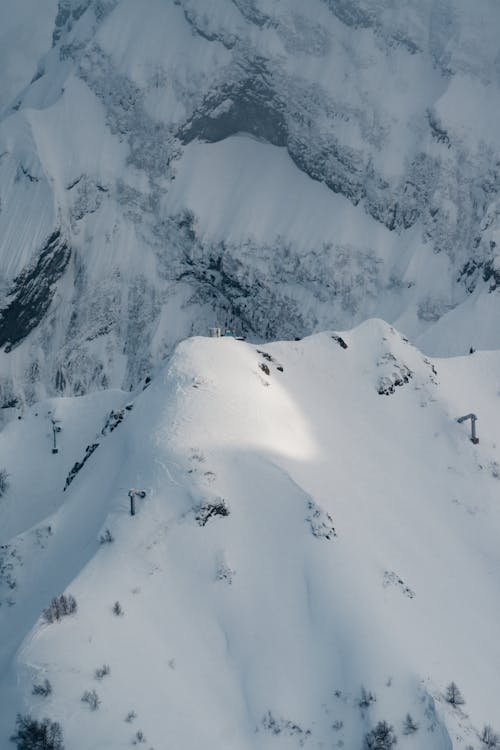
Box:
[9,680,500,750]
[359,682,499,750]
[8,588,142,749]
[10,708,153,750]
[9,595,500,750]
[42,594,77,624]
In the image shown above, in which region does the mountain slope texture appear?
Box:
[2,5,500,749]
[1,0,500,411]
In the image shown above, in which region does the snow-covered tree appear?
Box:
[445,681,465,706]
[402,713,418,735]
[10,714,64,750]
[364,721,397,750]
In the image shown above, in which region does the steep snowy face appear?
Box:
[1,0,500,409]
[1,322,500,749]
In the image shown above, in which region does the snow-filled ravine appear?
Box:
[1,320,499,749]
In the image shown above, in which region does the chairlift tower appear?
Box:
[457,413,479,444]
[51,418,61,454]
[128,488,146,516]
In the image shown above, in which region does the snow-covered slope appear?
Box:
[1,0,500,410]
[1,321,499,748]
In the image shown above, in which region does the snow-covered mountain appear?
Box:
[1,321,500,749]
[1,0,500,412]
[3,6,500,749]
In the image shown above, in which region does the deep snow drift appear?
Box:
[1,0,500,411]
[1,320,499,749]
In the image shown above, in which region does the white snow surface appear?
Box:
[1,321,500,748]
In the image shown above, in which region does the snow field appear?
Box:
[1,320,499,747]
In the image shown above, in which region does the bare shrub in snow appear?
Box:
[42,594,77,624]
[382,570,415,599]
[0,469,10,497]
[132,730,146,744]
[215,553,234,584]
[364,721,397,750]
[112,601,123,616]
[32,679,52,697]
[125,711,137,723]
[490,461,500,479]
[94,664,110,680]
[481,725,500,749]
[262,711,311,743]
[10,714,64,750]
[444,681,465,706]
[0,542,19,592]
[402,714,418,735]
[99,529,114,544]
[359,686,376,710]
[81,689,100,711]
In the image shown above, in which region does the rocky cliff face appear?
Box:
[1,0,500,412]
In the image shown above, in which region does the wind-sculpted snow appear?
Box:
[1,323,500,748]
[1,0,500,412]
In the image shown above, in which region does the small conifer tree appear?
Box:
[445,682,465,706]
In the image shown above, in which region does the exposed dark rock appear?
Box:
[427,108,451,146]
[377,369,412,395]
[377,354,413,395]
[52,0,92,46]
[181,6,237,48]
[19,165,40,183]
[0,230,70,351]
[195,499,230,526]
[458,256,500,293]
[101,405,133,435]
[64,442,99,490]
[332,334,348,349]
[178,69,288,147]
[321,0,374,29]
[482,259,500,291]
[307,500,337,540]
[178,62,426,234]
[1,398,18,409]
[230,0,271,28]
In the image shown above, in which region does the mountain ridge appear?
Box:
[1,0,500,414]
[1,319,500,748]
